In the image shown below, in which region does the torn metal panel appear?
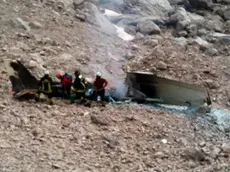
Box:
[4,59,38,92]
[126,71,211,106]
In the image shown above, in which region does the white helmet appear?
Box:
[60,71,65,76]
[96,72,102,77]
[44,70,50,75]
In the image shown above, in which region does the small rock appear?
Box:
[135,32,145,40]
[12,17,30,31]
[153,168,163,172]
[73,0,85,10]
[203,20,223,32]
[212,147,221,159]
[176,20,189,31]
[161,139,167,144]
[29,21,43,29]
[91,115,108,126]
[0,103,6,109]
[206,48,218,56]
[197,28,207,36]
[194,37,211,49]
[75,13,86,22]
[31,128,42,137]
[102,135,119,148]
[178,30,188,37]
[20,117,30,126]
[154,151,166,159]
[29,60,37,68]
[143,39,158,47]
[131,44,139,50]
[186,24,197,37]
[137,20,161,35]
[187,160,197,168]
[0,139,11,148]
[173,37,188,46]
[224,9,230,21]
[204,79,220,89]
[221,143,230,154]
[182,147,206,162]
[124,25,137,35]
[180,137,188,146]
[156,61,167,70]
[84,111,90,116]
[202,146,211,155]
[199,141,206,147]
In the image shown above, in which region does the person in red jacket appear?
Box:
[56,71,72,98]
[93,72,108,102]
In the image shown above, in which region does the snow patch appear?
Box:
[114,25,134,41]
[103,9,122,17]
[103,9,134,41]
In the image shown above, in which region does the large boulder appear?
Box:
[188,0,213,10]
[205,32,230,45]
[123,0,173,17]
[225,20,230,33]
[202,20,224,32]
[194,37,211,49]
[224,9,230,21]
[170,7,204,27]
[186,24,198,37]
[137,20,161,35]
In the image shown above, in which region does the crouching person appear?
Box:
[35,71,53,105]
[56,71,72,98]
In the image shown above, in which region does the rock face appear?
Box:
[84,2,116,35]
[137,20,161,35]
[75,2,116,35]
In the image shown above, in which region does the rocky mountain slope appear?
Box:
[1,0,230,171]
[102,0,230,108]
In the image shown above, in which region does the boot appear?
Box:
[84,100,91,107]
[48,99,53,105]
[35,93,40,102]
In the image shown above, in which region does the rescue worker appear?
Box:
[74,70,86,84]
[56,71,72,98]
[71,70,86,104]
[93,72,108,102]
[35,70,53,105]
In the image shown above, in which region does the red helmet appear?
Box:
[56,71,65,78]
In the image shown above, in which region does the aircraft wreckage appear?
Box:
[4,59,211,107]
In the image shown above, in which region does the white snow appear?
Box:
[114,25,134,41]
[103,9,134,41]
[103,9,122,17]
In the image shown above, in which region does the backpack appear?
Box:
[63,73,72,82]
